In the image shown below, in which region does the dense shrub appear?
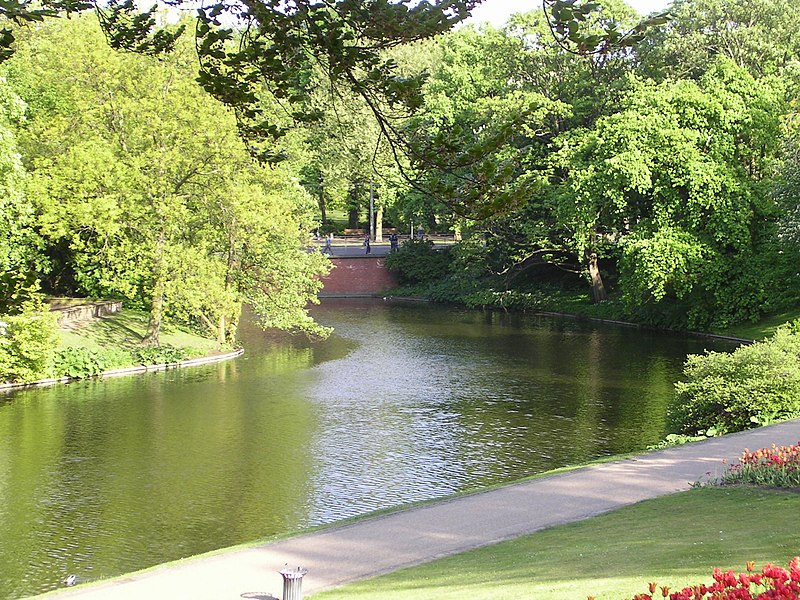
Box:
[0,300,58,384]
[50,347,132,379]
[384,239,452,285]
[669,322,800,434]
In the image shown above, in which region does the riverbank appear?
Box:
[34,417,800,600]
[1,307,238,392]
[9,300,797,599]
[384,285,800,343]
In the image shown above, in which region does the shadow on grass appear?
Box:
[59,309,219,355]
[69,312,148,351]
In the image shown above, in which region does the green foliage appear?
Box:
[0,299,58,383]
[50,346,131,378]
[9,15,330,344]
[384,239,452,285]
[131,345,189,366]
[669,322,800,435]
[191,0,477,162]
[554,59,786,327]
[405,24,571,220]
[638,0,800,81]
[0,78,44,311]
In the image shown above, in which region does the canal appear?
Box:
[0,299,737,598]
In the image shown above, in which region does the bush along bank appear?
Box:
[669,321,800,435]
[0,300,232,386]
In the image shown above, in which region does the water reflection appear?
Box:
[0,300,736,598]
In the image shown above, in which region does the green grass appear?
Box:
[715,308,800,341]
[311,487,800,600]
[57,309,218,354]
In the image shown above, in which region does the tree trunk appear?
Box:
[587,252,608,303]
[143,231,166,347]
[348,207,359,229]
[218,314,226,348]
[375,205,383,242]
[143,278,164,346]
[318,190,327,225]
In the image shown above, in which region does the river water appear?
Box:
[0,299,736,598]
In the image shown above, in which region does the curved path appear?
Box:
[39,419,800,600]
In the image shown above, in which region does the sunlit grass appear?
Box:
[716,309,800,341]
[311,487,800,600]
[57,309,218,353]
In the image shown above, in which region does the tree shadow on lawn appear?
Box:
[61,312,148,351]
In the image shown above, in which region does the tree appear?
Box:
[0,0,675,174]
[636,0,800,81]
[552,59,786,326]
[144,0,480,162]
[0,77,42,310]
[8,15,328,345]
[404,23,570,222]
[399,11,634,290]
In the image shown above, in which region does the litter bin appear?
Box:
[280,565,308,600]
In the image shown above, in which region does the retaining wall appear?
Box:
[51,300,123,325]
[319,256,399,297]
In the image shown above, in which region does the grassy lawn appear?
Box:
[57,308,218,354]
[715,309,800,341]
[311,487,800,600]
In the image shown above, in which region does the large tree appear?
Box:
[8,15,328,344]
[636,0,800,81]
[552,59,786,327]
[0,77,41,310]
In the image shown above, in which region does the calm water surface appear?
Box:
[0,300,736,598]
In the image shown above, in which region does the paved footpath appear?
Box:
[40,419,800,600]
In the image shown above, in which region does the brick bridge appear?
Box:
[318,255,399,297]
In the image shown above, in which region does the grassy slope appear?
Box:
[716,308,800,341]
[312,487,800,600]
[57,309,218,354]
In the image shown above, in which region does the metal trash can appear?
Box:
[279,565,308,600]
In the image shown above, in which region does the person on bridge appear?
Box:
[390,232,399,252]
[363,234,371,254]
[323,233,333,254]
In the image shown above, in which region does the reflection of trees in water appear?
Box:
[0,301,737,598]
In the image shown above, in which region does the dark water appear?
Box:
[0,300,736,598]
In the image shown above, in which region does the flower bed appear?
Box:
[721,442,800,488]
[594,558,800,599]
